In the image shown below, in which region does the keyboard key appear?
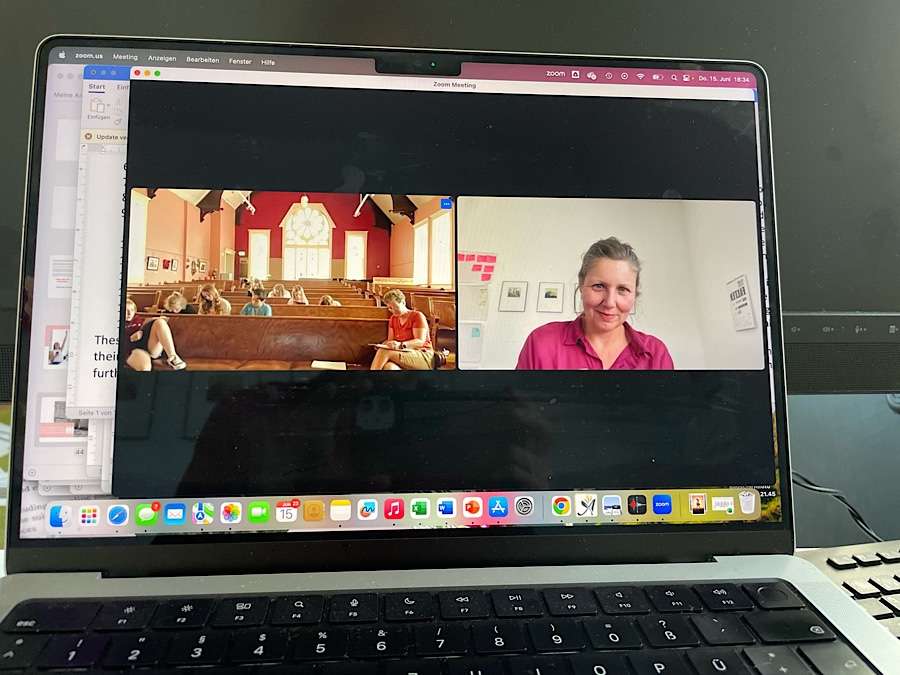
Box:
[385,658,443,675]
[229,628,288,663]
[743,645,815,674]
[319,662,379,675]
[103,632,165,668]
[91,600,157,630]
[582,617,642,650]
[693,583,753,611]
[527,619,586,652]
[413,623,469,656]
[152,598,214,629]
[506,655,570,675]
[628,650,691,675]
[879,595,900,615]
[645,585,700,612]
[743,582,806,609]
[438,591,491,619]
[165,630,227,666]
[348,626,408,658]
[569,653,629,675]
[36,634,107,669]
[1,601,101,632]
[543,588,597,616]
[869,575,900,594]
[0,634,48,670]
[745,610,835,643]
[491,589,544,618]
[445,658,504,675]
[330,593,379,623]
[270,595,324,625]
[853,552,883,567]
[211,596,269,627]
[594,587,650,615]
[858,598,894,619]
[637,615,700,648]
[798,642,877,674]
[826,555,858,570]
[687,649,752,674]
[473,622,528,654]
[385,592,435,621]
[880,616,900,636]
[293,627,349,660]
[690,614,755,645]
[877,549,900,563]
[843,579,881,599]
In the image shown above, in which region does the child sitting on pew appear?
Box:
[240,288,273,316]
[319,294,342,307]
[288,286,310,305]
[268,283,291,299]
[162,291,198,314]
[124,298,187,371]
[198,284,232,315]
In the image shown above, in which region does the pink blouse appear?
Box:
[516,317,674,370]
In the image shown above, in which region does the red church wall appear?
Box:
[235,192,390,279]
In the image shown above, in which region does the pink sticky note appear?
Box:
[466,254,476,261]
[486,255,497,263]
[481,273,491,281]
[484,265,494,273]
[457,253,465,261]
[476,255,488,262]
[472,264,482,271]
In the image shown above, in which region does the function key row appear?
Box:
[0,583,805,634]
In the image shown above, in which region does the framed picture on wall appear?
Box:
[498,281,528,312]
[171,259,178,272]
[537,282,564,313]
[190,259,197,276]
[572,283,583,314]
[199,260,207,272]
[146,256,159,271]
[162,259,171,270]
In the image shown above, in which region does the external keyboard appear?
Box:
[799,539,900,643]
[0,580,876,673]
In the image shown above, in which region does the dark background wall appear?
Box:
[2,0,898,546]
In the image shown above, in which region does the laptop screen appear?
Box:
[15,42,784,542]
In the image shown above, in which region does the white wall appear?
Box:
[683,201,765,369]
[457,197,764,370]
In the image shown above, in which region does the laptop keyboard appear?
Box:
[798,538,900,644]
[0,580,876,673]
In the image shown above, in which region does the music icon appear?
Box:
[384,498,405,520]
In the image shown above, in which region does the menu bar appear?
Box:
[36,488,762,538]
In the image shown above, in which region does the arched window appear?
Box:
[280,196,334,279]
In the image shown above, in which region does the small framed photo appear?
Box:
[199,260,207,272]
[162,259,171,270]
[537,282,564,313]
[498,281,528,312]
[171,258,178,272]
[146,256,160,271]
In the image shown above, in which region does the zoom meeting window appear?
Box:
[20,49,780,538]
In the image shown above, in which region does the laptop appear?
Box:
[1,35,897,673]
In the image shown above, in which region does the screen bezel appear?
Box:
[7,35,793,577]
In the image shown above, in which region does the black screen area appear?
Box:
[114,79,775,498]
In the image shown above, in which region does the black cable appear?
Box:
[791,471,883,542]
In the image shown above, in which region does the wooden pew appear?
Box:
[136,313,388,370]
[222,295,377,307]
[180,304,390,319]
[127,291,161,312]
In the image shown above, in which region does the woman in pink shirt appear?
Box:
[516,237,673,370]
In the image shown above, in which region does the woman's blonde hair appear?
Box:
[164,291,187,312]
[319,294,336,306]
[272,283,286,296]
[382,289,406,306]
[578,237,642,292]
[199,284,225,314]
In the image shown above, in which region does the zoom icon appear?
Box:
[515,496,535,516]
